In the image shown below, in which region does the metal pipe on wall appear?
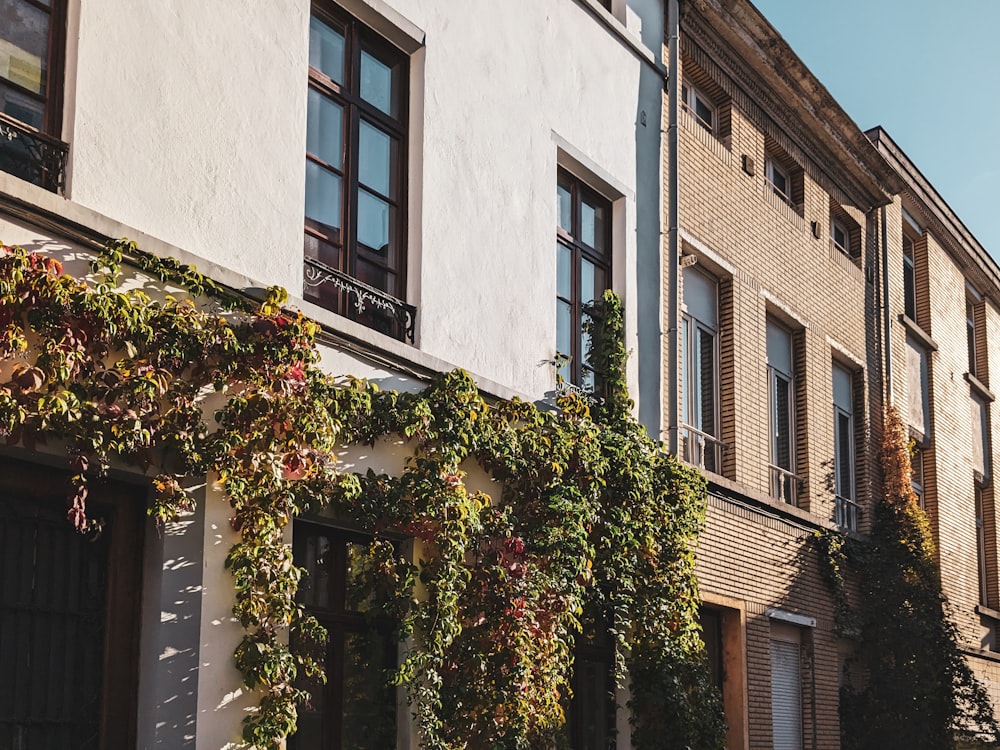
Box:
[666,0,680,454]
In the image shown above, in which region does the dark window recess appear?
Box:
[566,605,616,749]
[902,233,917,322]
[304,6,413,342]
[0,457,143,750]
[290,522,397,750]
[557,169,612,389]
[0,0,69,192]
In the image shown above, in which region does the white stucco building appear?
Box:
[0,0,665,746]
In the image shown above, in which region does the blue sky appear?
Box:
[749,0,1000,260]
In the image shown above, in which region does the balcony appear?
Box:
[303,257,416,343]
[0,113,68,194]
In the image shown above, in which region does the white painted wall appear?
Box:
[61,0,661,402]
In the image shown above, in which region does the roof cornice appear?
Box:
[681,0,903,211]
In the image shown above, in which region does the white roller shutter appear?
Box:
[770,638,803,750]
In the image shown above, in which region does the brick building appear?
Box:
[670,1,1000,748]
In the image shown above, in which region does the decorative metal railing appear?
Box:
[304,257,416,343]
[0,113,68,194]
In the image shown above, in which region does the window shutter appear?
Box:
[770,638,803,750]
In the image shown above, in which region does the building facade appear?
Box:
[0,0,665,747]
[6,0,1000,748]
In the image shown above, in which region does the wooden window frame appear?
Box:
[0,455,144,750]
[681,266,721,473]
[0,0,67,137]
[681,81,716,134]
[290,521,397,750]
[556,168,612,388]
[305,4,409,328]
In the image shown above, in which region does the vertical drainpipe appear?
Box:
[666,0,680,454]
[881,205,894,408]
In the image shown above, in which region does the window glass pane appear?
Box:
[357,188,391,251]
[308,16,344,84]
[580,198,607,252]
[297,532,331,609]
[681,320,690,423]
[306,89,343,168]
[580,258,596,306]
[905,338,926,434]
[903,248,916,321]
[556,299,572,360]
[354,256,392,295]
[361,50,394,116]
[305,161,342,231]
[358,120,395,197]
[773,373,792,471]
[698,327,716,435]
[558,183,572,233]
[836,411,852,498]
[682,266,717,328]
[695,96,713,128]
[832,364,852,412]
[0,0,49,95]
[341,632,396,749]
[0,80,44,128]
[345,541,375,613]
[557,242,572,300]
[766,320,792,376]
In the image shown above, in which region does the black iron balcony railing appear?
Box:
[0,113,69,194]
[304,257,416,343]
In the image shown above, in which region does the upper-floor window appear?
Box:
[556,168,611,389]
[767,319,797,504]
[0,0,68,192]
[304,7,413,342]
[911,443,925,509]
[967,285,986,383]
[901,209,922,324]
[766,157,790,204]
[973,394,991,484]
[681,265,721,473]
[682,82,716,134]
[833,363,857,531]
[291,522,397,750]
[906,335,930,439]
[831,219,850,257]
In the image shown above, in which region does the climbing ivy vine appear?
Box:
[815,407,999,750]
[0,239,723,749]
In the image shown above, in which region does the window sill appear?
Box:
[977,604,1000,621]
[898,314,938,351]
[966,372,995,403]
[573,0,659,69]
[908,424,930,449]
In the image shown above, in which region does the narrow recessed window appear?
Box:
[969,296,978,375]
[911,444,925,509]
[682,82,715,134]
[681,266,721,473]
[901,210,921,324]
[556,169,612,389]
[831,219,850,257]
[770,624,804,750]
[766,158,790,205]
[906,336,929,438]
[833,363,857,531]
[977,486,990,607]
[973,395,991,483]
[767,320,796,504]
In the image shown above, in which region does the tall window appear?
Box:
[0,0,64,134]
[770,624,803,750]
[969,294,979,376]
[0,456,144,749]
[681,266,720,472]
[681,81,715,134]
[977,486,990,607]
[767,320,797,504]
[304,8,410,340]
[765,157,790,205]
[566,606,616,750]
[833,363,857,531]
[556,169,611,389]
[0,0,68,191]
[973,395,991,484]
[906,336,929,439]
[291,522,397,750]
[911,444,925,509]
[901,209,921,323]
